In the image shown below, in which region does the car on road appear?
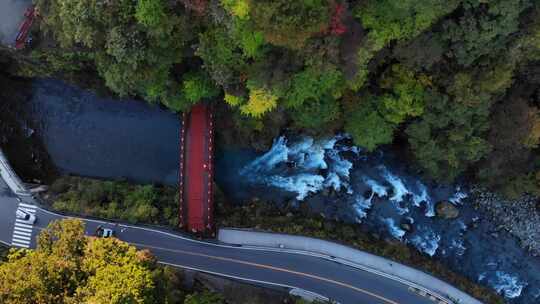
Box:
[95,226,114,238]
[16,208,36,224]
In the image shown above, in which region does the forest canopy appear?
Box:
[0,219,224,304]
[28,0,540,197]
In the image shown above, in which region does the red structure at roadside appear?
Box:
[15,6,36,50]
[329,3,347,35]
[179,104,214,236]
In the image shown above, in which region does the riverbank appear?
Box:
[215,196,504,304]
[0,71,57,183]
[43,175,178,226]
[36,174,503,303]
[471,187,540,256]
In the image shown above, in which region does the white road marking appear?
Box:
[19,207,36,213]
[34,206,452,304]
[11,203,37,248]
[14,220,33,228]
[18,202,37,208]
[13,229,32,236]
[12,235,31,242]
[10,241,29,248]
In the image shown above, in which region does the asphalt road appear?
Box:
[0,178,440,304]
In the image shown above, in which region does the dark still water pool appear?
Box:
[26,79,180,185]
[25,78,540,303]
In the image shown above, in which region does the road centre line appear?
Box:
[34,207,438,302]
[130,241,400,304]
[158,261,331,303]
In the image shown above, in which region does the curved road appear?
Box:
[0,178,441,304]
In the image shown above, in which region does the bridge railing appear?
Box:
[178,112,187,228]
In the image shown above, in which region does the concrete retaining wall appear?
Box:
[219,228,483,304]
[0,149,30,196]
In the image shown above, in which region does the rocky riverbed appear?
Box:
[217,135,540,303]
[471,188,540,256]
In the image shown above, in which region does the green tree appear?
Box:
[350,0,460,89]
[230,19,267,59]
[136,0,167,29]
[285,64,343,109]
[36,0,192,111]
[356,0,460,47]
[406,91,492,182]
[184,291,224,304]
[0,219,160,304]
[197,27,247,89]
[377,64,428,124]
[442,0,531,66]
[181,71,220,104]
[50,177,178,226]
[478,93,540,198]
[345,97,395,151]
[292,95,341,130]
[250,0,331,49]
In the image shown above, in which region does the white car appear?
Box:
[95,226,114,238]
[16,208,36,225]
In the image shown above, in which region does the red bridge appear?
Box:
[179,104,215,236]
[15,6,35,50]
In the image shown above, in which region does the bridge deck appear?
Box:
[179,104,214,235]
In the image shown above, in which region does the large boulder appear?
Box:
[436,201,460,219]
[400,223,412,232]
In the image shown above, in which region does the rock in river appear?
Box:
[436,201,460,219]
[400,223,413,232]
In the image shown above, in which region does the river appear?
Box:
[26,78,180,185]
[14,78,540,303]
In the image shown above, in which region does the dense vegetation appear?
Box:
[0,219,225,304]
[19,0,540,196]
[48,176,178,226]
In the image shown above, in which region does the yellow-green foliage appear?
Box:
[241,87,278,117]
[378,64,429,124]
[0,219,157,304]
[181,72,220,104]
[224,93,245,107]
[221,0,250,19]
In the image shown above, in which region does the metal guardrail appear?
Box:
[219,228,485,304]
[0,149,30,196]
